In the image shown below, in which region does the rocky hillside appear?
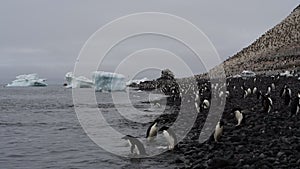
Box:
[223,4,300,77]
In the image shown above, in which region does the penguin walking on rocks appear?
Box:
[266,86,272,95]
[158,126,177,150]
[271,83,276,91]
[233,108,243,126]
[253,87,257,95]
[262,94,273,113]
[214,120,224,142]
[122,135,147,156]
[280,84,292,106]
[290,92,300,116]
[257,90,262,100]
[200,99,210,112]
[243,89,249,98]
[146,120,159,142]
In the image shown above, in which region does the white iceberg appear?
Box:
[7,74,47,87]
[64,72,94,88]
[65,71,126,92]
[92,71,126,92]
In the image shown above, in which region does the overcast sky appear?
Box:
[0,0,299,84]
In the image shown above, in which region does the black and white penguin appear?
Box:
[253,87,257,95]
[243,89,249,98]
[266,86,272,95]
[247,88,252,95]
[158,126,177,150]
[290,92,300,116]
[214,120,224,142]
[262,94,273,113]
[200,99,210,112]
[122,135,147,156]
[271,83,276,91]
[146,120,159,141]
[194,93,200,113]
[232,108,243,126]
[280,84,292,106]
[257,90,262,100]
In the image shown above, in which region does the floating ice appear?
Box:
[64,72,94,88]
[65,71,126,91]
[7,74,47,87]
[92,71,126,92]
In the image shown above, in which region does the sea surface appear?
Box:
[0,85,180,169]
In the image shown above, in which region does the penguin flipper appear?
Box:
[130,145,134,154]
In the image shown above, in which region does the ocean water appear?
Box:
[0,86,180,169]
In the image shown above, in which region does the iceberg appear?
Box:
[65,71,126,91]
[64,72,94,88]
[7,74,47,87]
[92,71,126,92]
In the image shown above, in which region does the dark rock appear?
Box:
[174,157,184,164]
[207,158,230,169]
[277,151,284,158]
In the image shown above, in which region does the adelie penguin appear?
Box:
[233,108,243,126]
[146,119,159,142]
[122,135,147,156]
[158,126,177,150]
[262,94,273,113]
[253,87,257,95]
[280,84,292,106]
[214,120,224,142]
[200,99,210,112]
[290,92,300,116]
[257,90,263,100]
[266,86,272,95]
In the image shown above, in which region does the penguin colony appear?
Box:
[122,75,300,156]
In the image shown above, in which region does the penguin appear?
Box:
[158,126,177,150]
[201,99,210,111]
[253,87,257,95]
[232,108,243,126]
[214,120,224,142]
[122,135,147,156]
[266,86,272,95]
[257,90,262,100]
[262,94,273,113]
[280,84,292,106]
[247,88,252,95]
[194,93,200,113]
[146,119,159,141]
[225,91,230,98]
[243,89,249,98]
[271,83,276,91]
[290,92,300,116]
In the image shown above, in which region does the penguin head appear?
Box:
[218,120,224,127]
[232,107,241,114]
[153,119,159,124]
[121,135,134,140]
[298,91,300,98]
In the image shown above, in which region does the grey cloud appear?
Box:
[0,0,299,84]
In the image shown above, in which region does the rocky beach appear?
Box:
[135,74,300,169]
